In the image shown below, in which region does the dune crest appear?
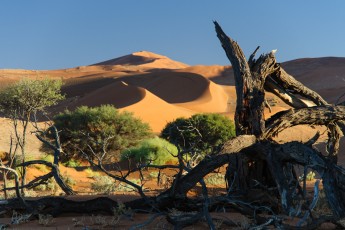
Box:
[0,53,344,140]
[60,80,193,133]
[92,50,189,70]
[65,81,146,110]
[118,88,194,133]
[175,80,229,113]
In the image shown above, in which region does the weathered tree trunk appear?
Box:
[214,21,278,192]
[213,21,345,221]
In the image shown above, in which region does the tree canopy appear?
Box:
[0,79,64,118]
[52,105,152,161]
[161,113,235,154]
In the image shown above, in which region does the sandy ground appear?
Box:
[0,52,344,228]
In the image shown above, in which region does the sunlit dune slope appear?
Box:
[62,81,194,133]
[119,71,228,107]
[174,80,229,113]
[92,51,189,70]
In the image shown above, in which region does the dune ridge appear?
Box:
[61,80,194,133]
[0,51,344,151]
[92,51,189,70]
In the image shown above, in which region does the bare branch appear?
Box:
[263,105,345,139]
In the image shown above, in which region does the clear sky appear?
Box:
[1,1,345,70]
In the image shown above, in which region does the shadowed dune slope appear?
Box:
[282,57,345,103]
[174,80,229,113]
[181,65,235,86]
[61,81,194,133]
[65,81,146,110]
[118,72,227,104]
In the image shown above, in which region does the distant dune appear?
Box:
[92,51,189,70]
[0,52,345,156]
[282,57,345,103]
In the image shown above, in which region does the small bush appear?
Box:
[34,177,58,193]
[23,190,37,197]
[161,113,235,154]
[51,105,152,162]
[46,179,58,191]
[34,184,47,191]
[91,176,115,194]
[149,171,159,179]
[40,155,55,163]
[204,173,225,186]
[62,173,76,187]
[121,137,178,165]
[306,171,316,181]
[84,168,99,178]
[63,159,81,168]
[33,164,50,173]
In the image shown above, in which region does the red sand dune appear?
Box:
[63,80,194,133]
[92,51,189,70]
[282,57,345,103]
[0,52,345,151]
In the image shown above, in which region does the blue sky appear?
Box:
[0,1,345,70]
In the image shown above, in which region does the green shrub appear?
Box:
[121,137,178,165]
[161,113,235,154]
[40,155,55,163]
[306,171,316,181]
[33,164,50,173]
[62,173,76,187]
[46,178,58,191]
[63,159,81,168]
[33,177,58,193]
[91,176,115,194]
[84,168,99,178]
[204,173,225,186]
[34,184,47,191]
[51,105,152,162]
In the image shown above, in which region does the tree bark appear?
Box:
[263,105,345,139]
[214,21,278,193]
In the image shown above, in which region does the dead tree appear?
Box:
[157,21,345,226]
[0,125,75,196]
[2,21,345,229]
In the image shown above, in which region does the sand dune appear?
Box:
[174,80,229,113]
[0,51,345,152]
[120,71,224,103]
[66,81,146,109]
[181,65,235,85]
[62,81,193,133]
[92,51,189,70]
[282,57,345,103]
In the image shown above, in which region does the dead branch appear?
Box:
[272,65,328,106]
[0,165,22,199]
[157,135,256,198]
[263,105,345,139]
[1,172,53,192]
[18,160,74,195]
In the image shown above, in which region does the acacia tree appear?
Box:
[0,79,64,194]
[51,105,152,162]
